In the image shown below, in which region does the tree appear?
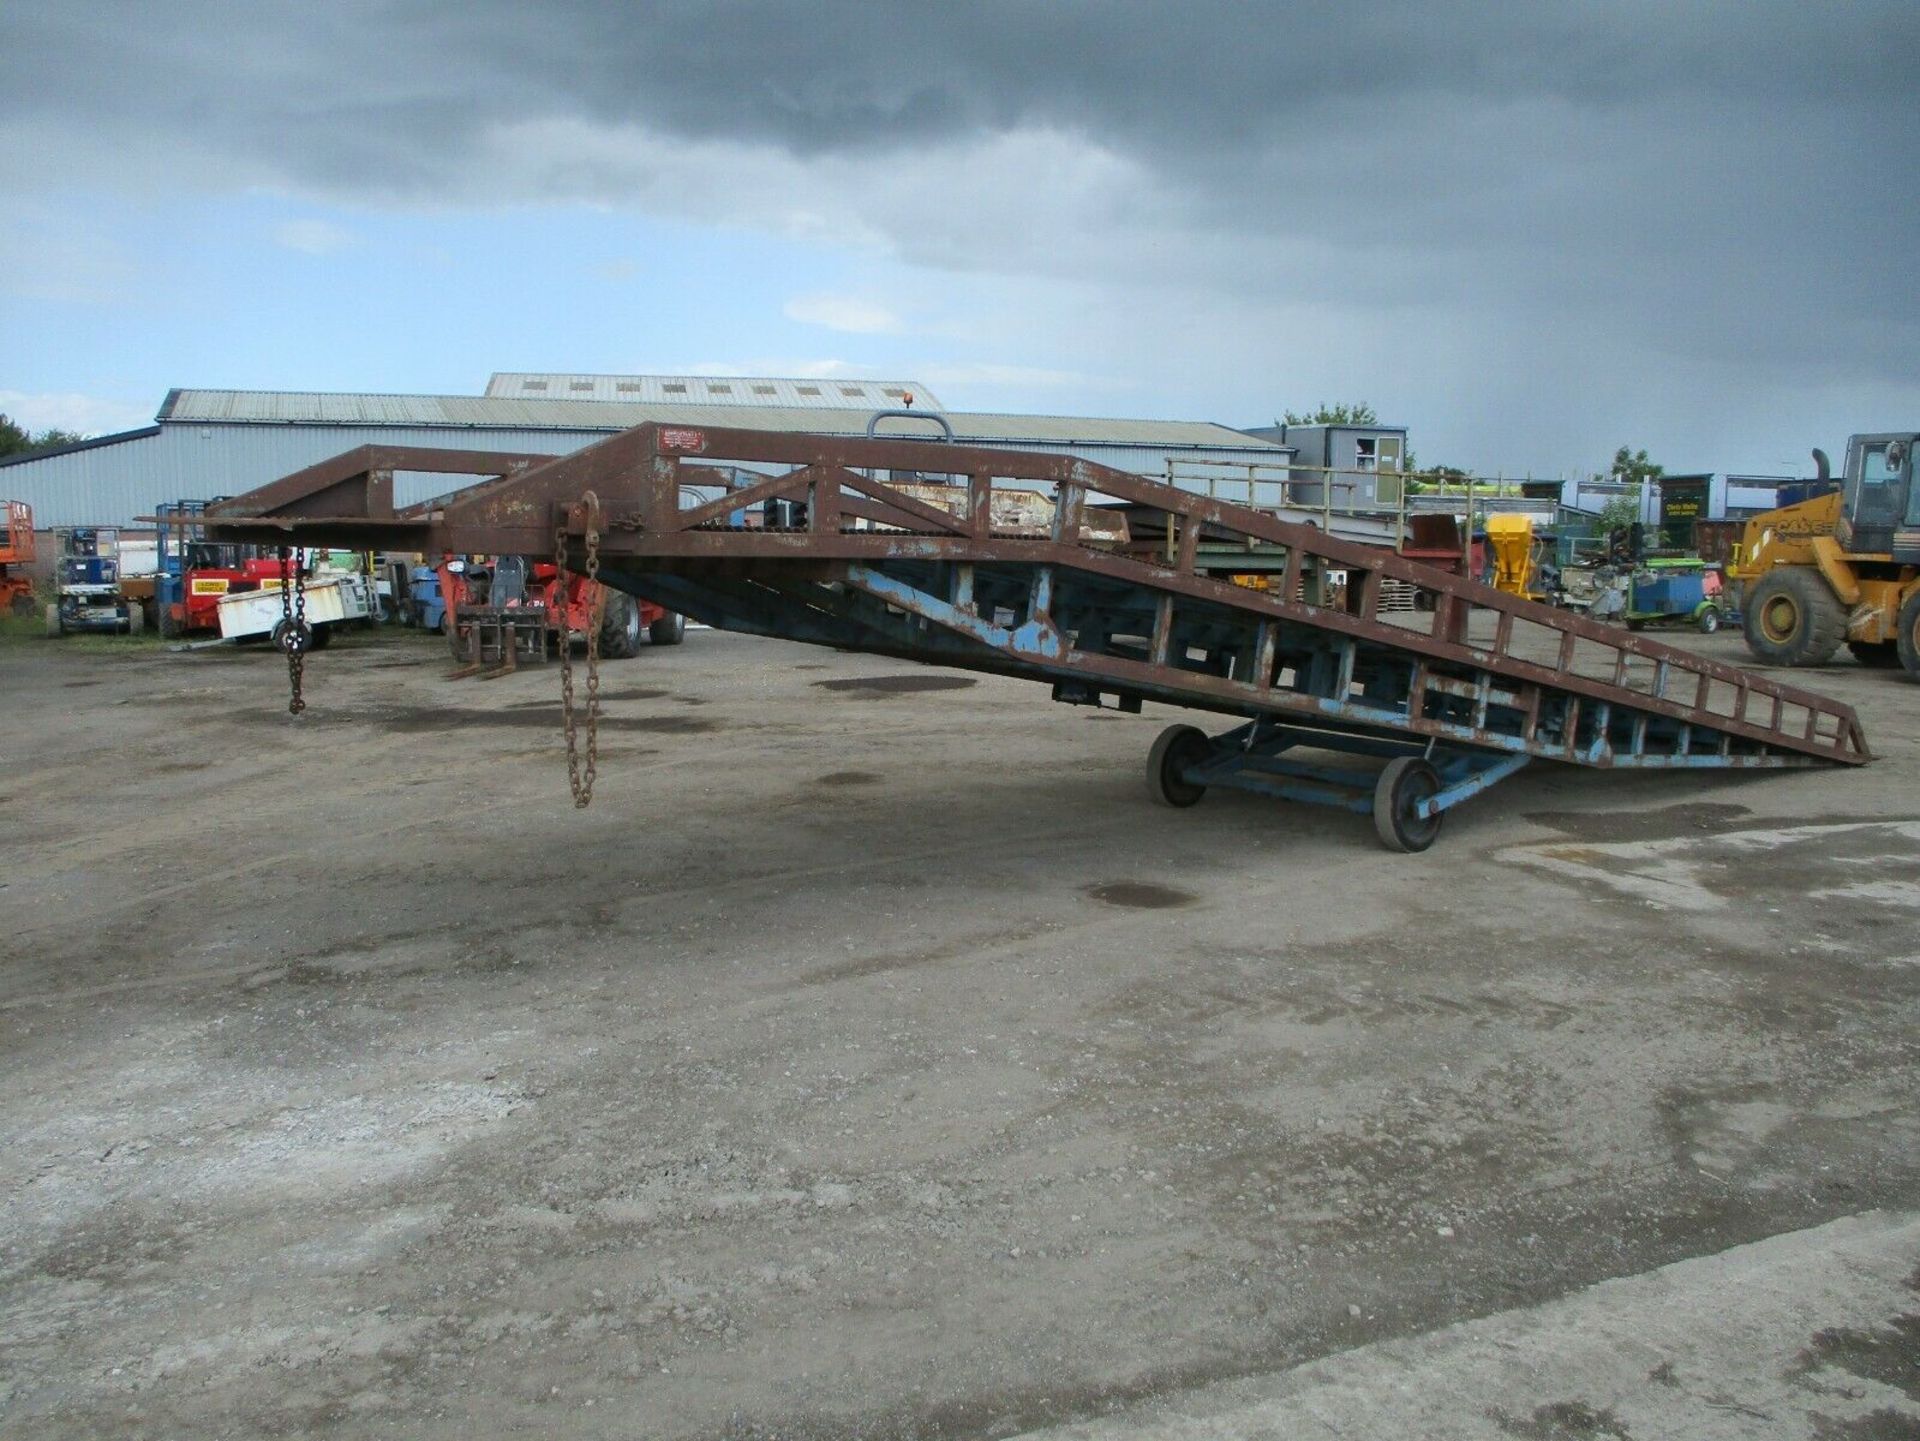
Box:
[1595,493,1642,533]
[1282,402,1378,426]
[0,414,86,459]
[1607,445,1664,485]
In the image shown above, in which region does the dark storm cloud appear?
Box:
[7,2,1913,181]
[4,1,1915,467]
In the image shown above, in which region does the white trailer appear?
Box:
[216,571,372,651]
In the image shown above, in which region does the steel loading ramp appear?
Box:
[206,423,1868,850]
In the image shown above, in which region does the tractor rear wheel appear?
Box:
[599,592,642,659]
[1743,568,1845,667]
[1896,588,1920,680]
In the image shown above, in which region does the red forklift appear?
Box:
[438,554,684,667]
[155,498,285,635]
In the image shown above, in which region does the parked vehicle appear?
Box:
[1624,557,1726,634]
[439,555,684,665]
[0,500,34,617]
[47,528,139,636]
[1735,436,1920,676]
[214,554,372,650]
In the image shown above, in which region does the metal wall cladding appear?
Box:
[2,423,1296,529]
[0,425,586,528]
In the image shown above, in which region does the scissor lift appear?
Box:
[206,425,1868,850]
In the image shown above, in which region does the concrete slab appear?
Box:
[1015,1210,1920,1440]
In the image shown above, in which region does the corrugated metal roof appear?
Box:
[0,425,160,470]
[484,373,941,409]
[157,390,1284,452]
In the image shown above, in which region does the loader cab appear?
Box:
[1841,432,1920,559]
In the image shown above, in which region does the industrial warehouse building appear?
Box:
[0,374,1303,533]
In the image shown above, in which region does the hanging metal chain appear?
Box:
[557,492,603,808]
[278,546,308,716]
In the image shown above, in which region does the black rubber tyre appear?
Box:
[649,610,686,646]
[1848,640,1901,668]
[1372,757,1443,853]
[271,618,313,655]
[1743,569,1846,667]
[1896,588,1920,680]
[1147,724,1211,808]
[1696,605,1720,635]
[599,591,642,659]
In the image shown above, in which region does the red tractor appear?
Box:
[438,555,683,664]
[0,501,34,617]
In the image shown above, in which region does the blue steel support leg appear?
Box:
[1414,751,1532,820]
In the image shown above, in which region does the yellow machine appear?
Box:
[1485,513,1548,602]
[1735,436,1920,677]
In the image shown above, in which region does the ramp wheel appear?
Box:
[1148,724,1211,808]
[1373,757,1443,853]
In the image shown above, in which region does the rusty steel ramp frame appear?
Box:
[206,423,1868,843]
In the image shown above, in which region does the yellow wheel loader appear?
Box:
[1736,434,1920,678]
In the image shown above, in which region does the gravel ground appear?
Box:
[1,624,1916,1439]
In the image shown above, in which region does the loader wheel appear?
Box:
[1743,569,1845,667]
[1847,641,1900,668]
[649,610,686,646]
[1147,724,1211,808]
[599,592,642,659]
[1896,589,1920,680]
[1373,757,1443,853]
